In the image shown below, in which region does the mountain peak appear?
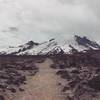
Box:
[0,35,100,55]
[26,41,39,46]
[49,38,55,42]
[74,35,100,49]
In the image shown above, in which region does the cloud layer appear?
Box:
[0,0,100,46]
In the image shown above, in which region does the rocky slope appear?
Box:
[51,50,100,100]
[0,56,40,100]
[0,35,100,55]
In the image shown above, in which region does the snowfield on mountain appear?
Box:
[0,35,100,55]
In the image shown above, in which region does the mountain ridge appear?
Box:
[0,35,100,55]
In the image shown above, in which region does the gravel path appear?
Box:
[13,58,65,100]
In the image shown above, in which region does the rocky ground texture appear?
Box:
[51,50,100,100]
[0,56,40,100]
[0,50,100,100]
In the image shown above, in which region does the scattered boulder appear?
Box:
[88,75,100,91]
[9,88,16,93]
[56,70,70,79]
[19,88,25,92]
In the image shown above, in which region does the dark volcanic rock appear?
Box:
[56,70,70,79]
[0,95,5,100]
[0,56,39,99]
[88,75,100,91]
[51,50,100,100]
[9,88,16,93]
[19,88,25,92]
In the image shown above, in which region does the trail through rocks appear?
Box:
[13,58,65,100]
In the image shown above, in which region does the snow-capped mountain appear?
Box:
[0,35,100,55]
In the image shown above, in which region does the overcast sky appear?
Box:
[0,0,100,46]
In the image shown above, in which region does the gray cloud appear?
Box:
[0,0,100,46]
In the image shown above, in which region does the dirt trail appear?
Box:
[13,58,65,100]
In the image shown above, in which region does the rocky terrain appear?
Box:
[0,50,99,100]
[0,56,41,100]
[51,50,100,100]
[0,35,99,100]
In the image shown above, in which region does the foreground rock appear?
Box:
[0,56,40,99]
[51,50,100,100]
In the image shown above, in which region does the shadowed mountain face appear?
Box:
[0,35,100,55]
[75,35,100,49]
[9,41,39,55]
[19,41,39,48]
